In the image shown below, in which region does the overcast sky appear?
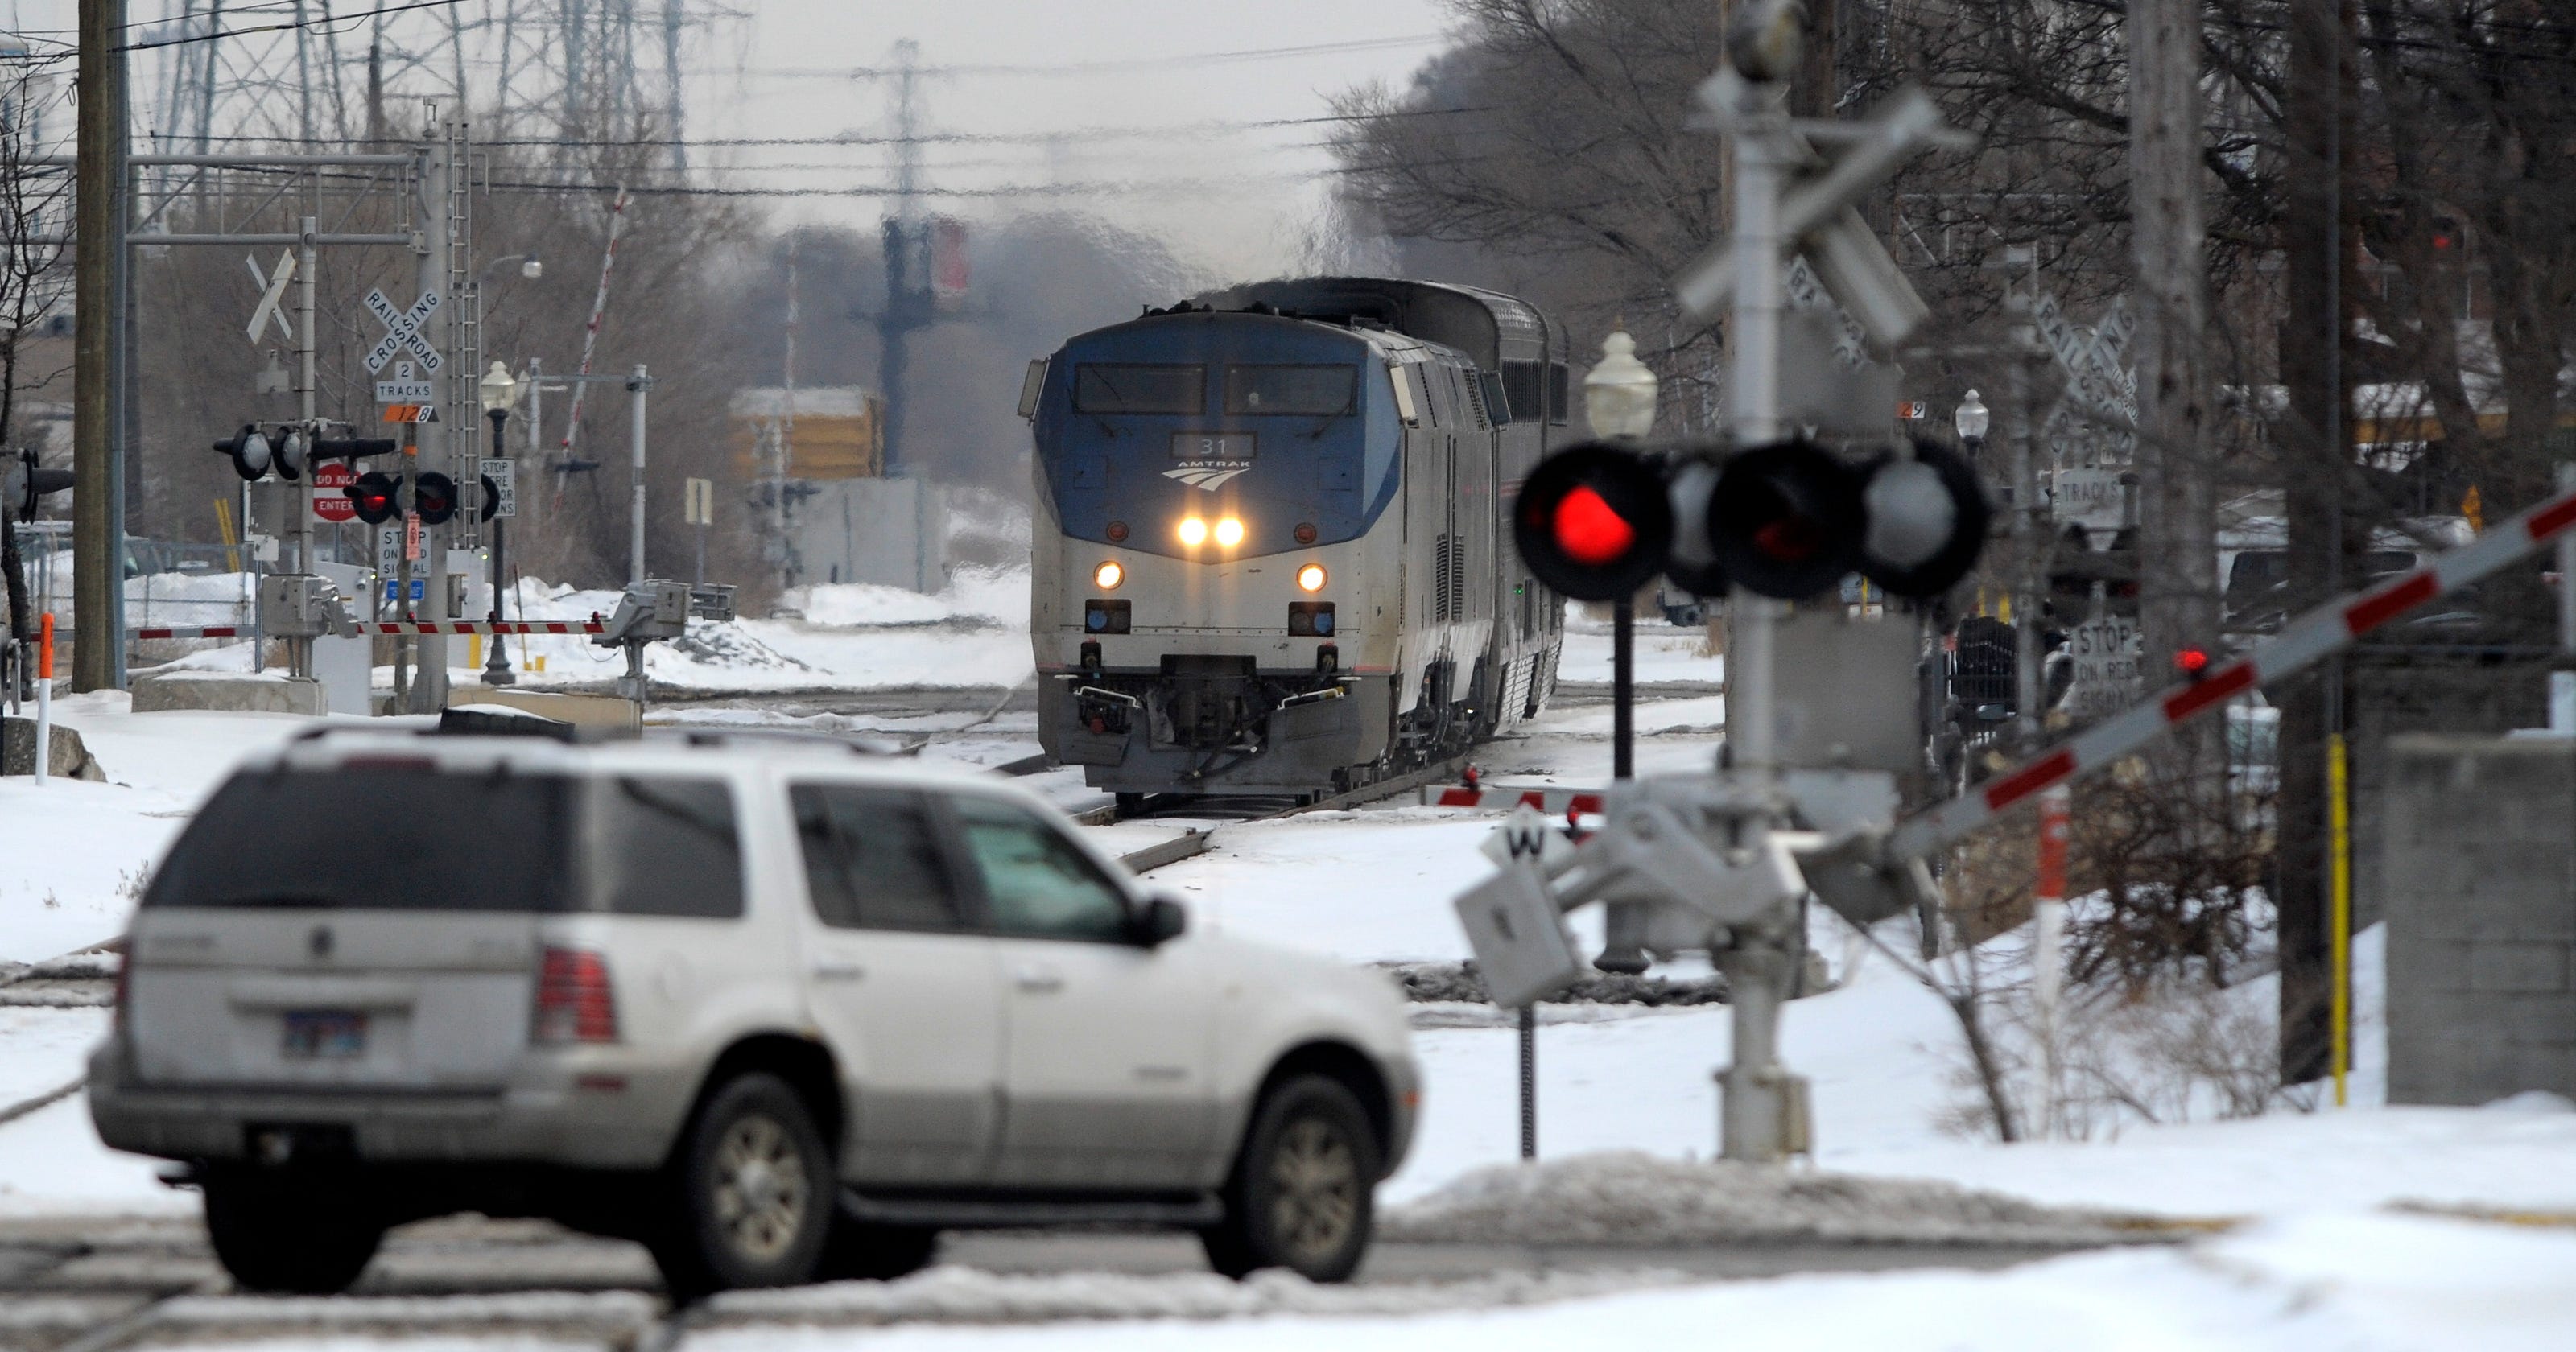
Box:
[14,0,1460,282]
[700,1,1456,278]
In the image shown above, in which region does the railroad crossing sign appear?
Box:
[244,251,295,344]
[374,360,433,405]
[2034,291,2135,465]
[362,286,443,375]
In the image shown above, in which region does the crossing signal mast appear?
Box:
[1455,6,1983,1163]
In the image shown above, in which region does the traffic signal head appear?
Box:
[1853,438,1992,599]
[1511,435,1993,605]
[9,449,71,518]
[213,425,274,482]
[1510,443,1674,601]
[413,471,458,526]
[1707,439,1865,600]
[346,471,400,525]
[269,427,306,481]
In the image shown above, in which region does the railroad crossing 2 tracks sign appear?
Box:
[363,287,443,375]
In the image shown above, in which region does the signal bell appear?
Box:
[1510,443,1674,602]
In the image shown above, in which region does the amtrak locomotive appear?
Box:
[1021,278,1575,805]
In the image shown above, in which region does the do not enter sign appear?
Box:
[312,461,357,523]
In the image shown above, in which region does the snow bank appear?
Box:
[698,1265,1688,1329]
[1382,1152,2156,1247]
[786,565,1030,629]
[693,1211,2576,1352]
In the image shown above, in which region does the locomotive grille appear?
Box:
[1433,534,1452,623]
[1448,534,1468,621]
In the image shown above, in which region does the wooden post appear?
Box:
[72,0,123,693]
[2127,0,2219,685]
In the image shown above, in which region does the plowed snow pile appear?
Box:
[1382,1152,2161,1247]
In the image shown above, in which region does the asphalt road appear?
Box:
[0,1213,2112,1350]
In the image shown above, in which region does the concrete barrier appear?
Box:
[129,670,328,716]
[0,719,105,781]
[443,686,642,733]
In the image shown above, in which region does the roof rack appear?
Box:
[665,727,927,757]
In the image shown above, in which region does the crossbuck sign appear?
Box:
[363,287,444,375]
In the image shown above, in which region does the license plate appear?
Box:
[281,1010,368,1060]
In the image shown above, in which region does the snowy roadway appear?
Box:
[2,579,2573,1346]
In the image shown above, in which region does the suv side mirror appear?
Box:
[1128,895,1187,946]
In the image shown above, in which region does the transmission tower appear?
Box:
[134,0,742,172]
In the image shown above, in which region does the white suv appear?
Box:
[89,728,1418,1296]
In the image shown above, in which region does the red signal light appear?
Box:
[2174,646,2211,676]
[346,471,401,525]
[413,471,459,526]
[1705,439,1864,600]
[1511,443,1674,602]
[1553,484,1637,565]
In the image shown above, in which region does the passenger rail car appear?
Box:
[1020,278,1573,802]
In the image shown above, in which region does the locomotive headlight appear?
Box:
[1177,517,1209,547]
[1094,560,1124,590]
[1214,517,1246,548]
[1297,563,1327,593]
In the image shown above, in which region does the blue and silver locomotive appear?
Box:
[1021,277,1574,803]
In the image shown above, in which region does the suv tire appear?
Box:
[1201,1074,1377,1283]
[816,1219,937,1281]
[650,1072,833,1299]
[202,1169,385,1294]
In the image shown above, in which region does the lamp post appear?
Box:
[479,361,520,686]
[1582,331,1658,984]
[1955,388,1990,456]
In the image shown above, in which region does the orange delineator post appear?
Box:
[33,613,53,785]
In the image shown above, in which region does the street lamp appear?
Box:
[1583,330,1660,439]
[478,361,522,686]
[1583,328,1659,979]
[1955,388,1990,448]
[481,254,543,282]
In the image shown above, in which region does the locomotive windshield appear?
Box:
[1224,365,1355,416]
[1074,364,1203,414]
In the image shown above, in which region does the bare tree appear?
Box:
[0,64,75,678]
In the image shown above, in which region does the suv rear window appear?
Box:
[147,765,576,913]
[147,765,744,917]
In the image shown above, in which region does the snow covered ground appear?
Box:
[2,579,2571,1341]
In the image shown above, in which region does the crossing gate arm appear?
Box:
[1886,485,2576,862]
[351,620,605,636]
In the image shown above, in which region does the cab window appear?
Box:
[1224,365,1356,416]
[952,796,1130,942]
[1073,364,1203,414]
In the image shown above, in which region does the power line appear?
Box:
[761,32,1451,80]
[114,0,471,55]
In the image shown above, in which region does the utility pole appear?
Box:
[877,39,926,480]
[411,106,453,711]
[629,365,650,586]
[2276,0,2357,1086]
[2004,245,2044,748]
[2128,0,2219,703]
[72,0,125,693]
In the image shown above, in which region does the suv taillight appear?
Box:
[533,947,619,1044]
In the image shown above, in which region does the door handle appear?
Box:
[1012,964,1064,993]
[811,959,866,983]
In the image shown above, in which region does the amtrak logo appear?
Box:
[1164,464,1253,492]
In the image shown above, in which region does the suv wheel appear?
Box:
[816,1219,937,1281]
[202,1169,386,1294]
[651,1072,833,1299]
[1201,1074,1377,1283]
